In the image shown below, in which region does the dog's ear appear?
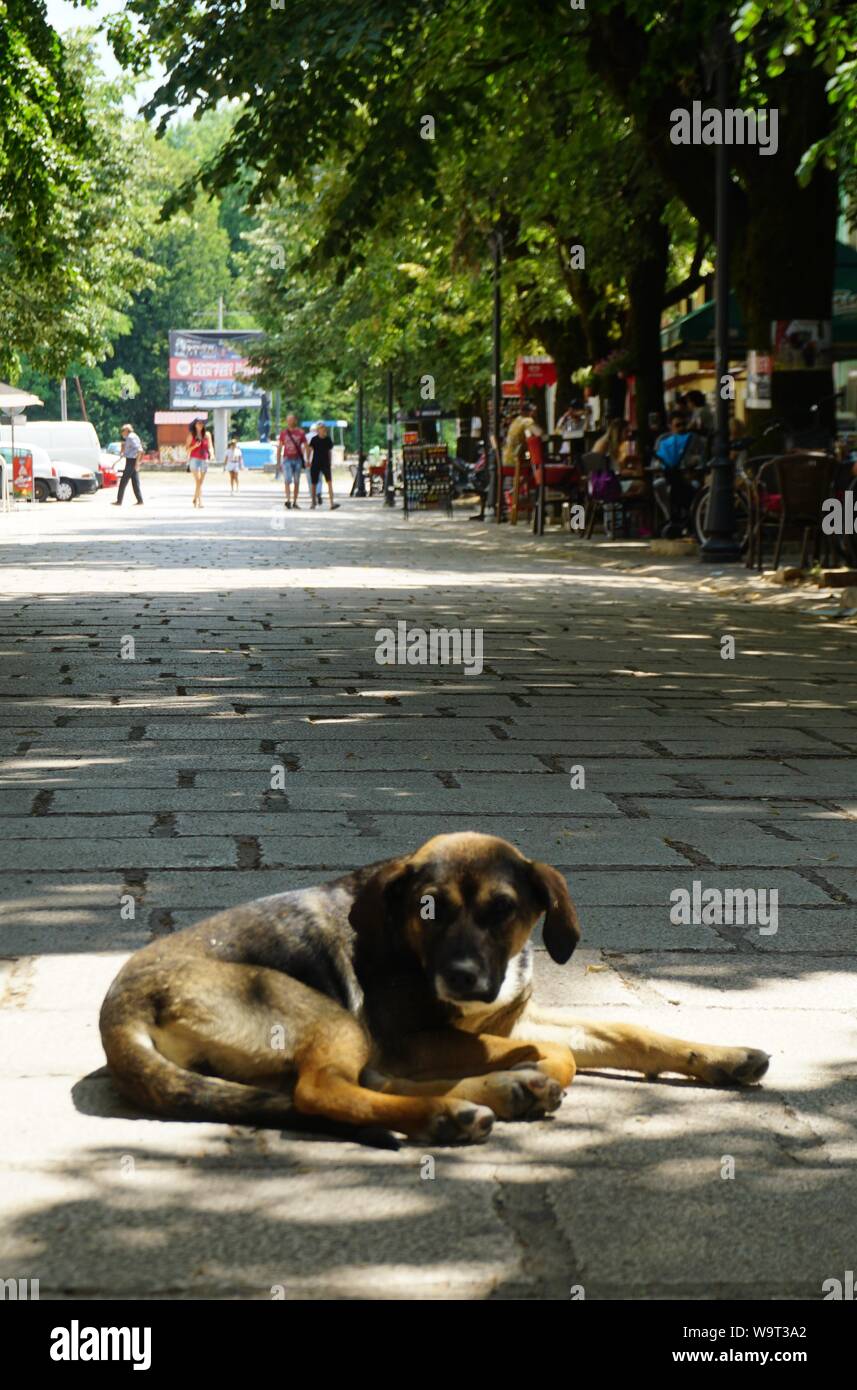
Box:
[528,861,580,964]
[348,856,414,936]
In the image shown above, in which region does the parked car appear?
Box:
[53,458,99,500]
[98,450,121,487]
[0,443,60,502]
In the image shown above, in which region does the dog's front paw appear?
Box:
[416,1100,494,1146]
[702,1047,770,1087]
[484,1068,565,1120]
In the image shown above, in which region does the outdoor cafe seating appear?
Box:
[580,450,655,540]
[502,430,582,529]
[746,452,840,571]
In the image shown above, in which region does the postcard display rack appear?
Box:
[401,441,453,517]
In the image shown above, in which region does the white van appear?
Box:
[0,420,102,473]
[0,437,97,500]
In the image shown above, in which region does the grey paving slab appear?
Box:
[0,838,238,871]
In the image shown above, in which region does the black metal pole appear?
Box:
[701,22,741,562]
[384,370,395,506]
[491,230,502,521]
[355,380,366,496]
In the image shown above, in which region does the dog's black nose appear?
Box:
[444,961,483,997]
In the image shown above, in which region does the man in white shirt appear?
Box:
[113,424,144,506]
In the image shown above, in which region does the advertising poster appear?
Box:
[746,351,773,410]
[771,319,832,371]
[168,330,264,409]
[12,451,33,493]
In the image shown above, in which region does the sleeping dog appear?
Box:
[100,832,770,1146]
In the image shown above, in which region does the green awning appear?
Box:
[661,241,857,360]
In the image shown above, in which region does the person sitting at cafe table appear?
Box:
[590,418,625,461]
[651,411,705,536]
[615,424,647,498]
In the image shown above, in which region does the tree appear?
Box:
[116,0,704,439]
[0,0,90,275]
[2,29,153,382]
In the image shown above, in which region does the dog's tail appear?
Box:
[99,1017,398,1150]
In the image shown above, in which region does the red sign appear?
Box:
[501,380,520,397]
[515,355,557,389]
[12,452,33,493]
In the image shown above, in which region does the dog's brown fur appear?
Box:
[99,833,769,1146]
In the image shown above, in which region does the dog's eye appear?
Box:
[477,895,516,927]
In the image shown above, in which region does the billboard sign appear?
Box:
[168,330,264,409]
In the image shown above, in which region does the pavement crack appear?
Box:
[749,818,800,843]
[148,908,175,938]
[662,837,715,867]
[120,869,147,909]
[643,739,675,758]
[491,1176,582,1300]
[346,810,379,836]
[235,835,262,870]
[795,867,854,904]
[606,794,647,818]
[30,790,54,816]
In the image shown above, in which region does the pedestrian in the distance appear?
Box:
[112,424,144,506]
[186,417,213,508]
[224,436,244,493]
[276,413,308,509]
[308,423,339,510]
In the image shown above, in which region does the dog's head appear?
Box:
[349,832,580,1003]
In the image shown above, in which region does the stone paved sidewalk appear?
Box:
[1,474,855,1299]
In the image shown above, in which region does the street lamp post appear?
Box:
[384,369,395,506]
[701,20,741,563]
[490,229,503,522]
[355,380,367,497]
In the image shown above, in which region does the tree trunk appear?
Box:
[625,213,669,450]
[732,64,839,444]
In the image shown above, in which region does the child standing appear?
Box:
[225,437,244,492]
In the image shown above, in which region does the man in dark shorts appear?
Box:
[308,424,339,510]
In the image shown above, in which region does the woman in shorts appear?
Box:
[224,436,244,492]
[186,417,214,508]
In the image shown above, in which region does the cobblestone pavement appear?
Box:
[1,474,855,1299]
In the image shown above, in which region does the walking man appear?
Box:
[113,424,144,506]
[276,413,308,509]
[308,423,339,510]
